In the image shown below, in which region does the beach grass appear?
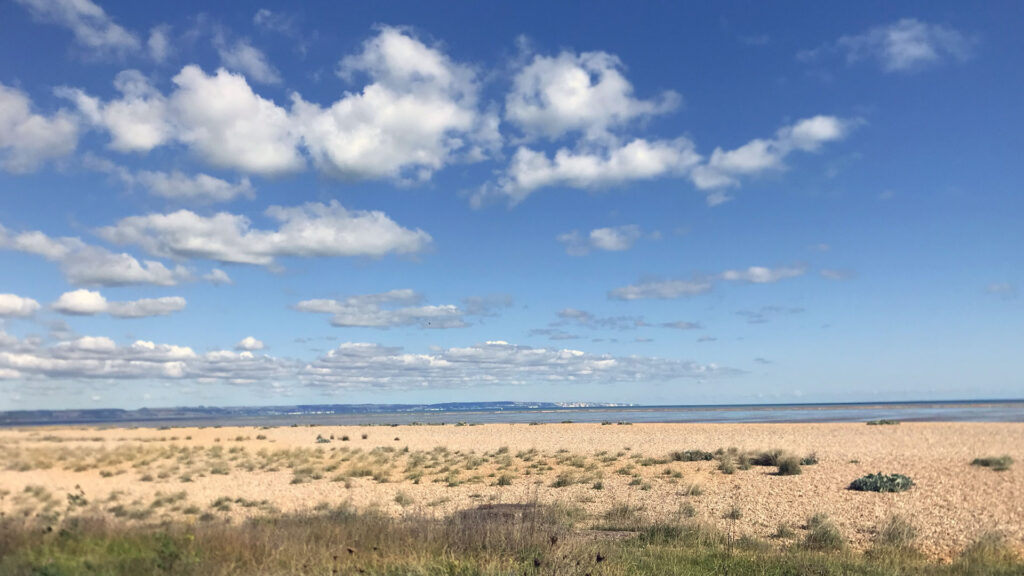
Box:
[1,505,1021,576]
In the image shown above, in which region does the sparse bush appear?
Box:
[800,452,818,465]
[393,491,413,507]
[972,455,1013,471]
[776,456,802,476]
[750,449,785,466]
[849,472,914,492]
[495,473,513,487]
[670,450,714,462]
[723,506,742,520]
[874,514,918,550]
[867,419,900,425]
[804,513,845,550]
[772,523,795,539]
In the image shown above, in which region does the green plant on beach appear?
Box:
[849,473,914,492]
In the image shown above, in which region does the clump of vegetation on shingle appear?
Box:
[670,450,714,462]
[849,473,914,492]
[971,455,1013,471]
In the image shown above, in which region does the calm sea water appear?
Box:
[127,401,1024,428]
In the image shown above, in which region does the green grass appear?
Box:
[849,472,914,492]
[0,506,1020,576]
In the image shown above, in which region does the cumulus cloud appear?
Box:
[292,26,498,181]
[477,138,700,206]
[295,289,473,329]
[505,49,679,140]
[558,225,643,256]
[0,222,192,286]
[98,201,431,265]
[14,0,140,56]
[51,289,186,318]
[0,333,734,393]
[0,294,41,317]
[59,28,498,181]
[0,333,288,383]
[305,340,730,389]
[689,116,853,203]
[170,65,304,175]
[479,115,849,206]
[236,336,265,350]
[57,70,171,152]
[215,36,281,84]
[135,170,254,203]
[0,83,79,172]
[799,19,974,73]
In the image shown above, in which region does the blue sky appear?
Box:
[0,0,1021,410]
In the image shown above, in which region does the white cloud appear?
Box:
[14,0,139,56]
[203,269,232,285]
[800,19,973,73]
[236,336,265,350]
[136,170,254,203]
[98,201,432,265]
[480,114,849,206]
[611,265,806,300]
[0,333,733,393]
[558,225,642,255]
[295,289,469,329]
[58,70,172,153]
[306,340,729,389]
[147,25,172,62]
[609,278,714,301]
[292,26,496,181]
[480,138,700,206]
[689,116,852,202]
[0,294,41,317]
[1,221,192,286]
[52,289,186,318]
[0,83,79,172]
[170,65,304,175]
[506,50,679,140]
[720,265,806,284]
[215,37,282,84]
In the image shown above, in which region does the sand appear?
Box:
[1,421,1021,560]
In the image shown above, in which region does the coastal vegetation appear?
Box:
[1,504,1021,575]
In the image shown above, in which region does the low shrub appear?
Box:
[873,514,917,550]
[866,419,900,426]
[776,456,802,476]
[670,450,714,462]
[849,473,914,492]
[971,455,1013,471]
[803,513,845,551]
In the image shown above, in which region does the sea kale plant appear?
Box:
[849,473,914,493]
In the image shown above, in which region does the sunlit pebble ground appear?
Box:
[1,422,1021,561]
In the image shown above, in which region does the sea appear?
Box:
[103,400,1024,428]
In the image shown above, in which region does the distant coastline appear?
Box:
[3,398,1023,427]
